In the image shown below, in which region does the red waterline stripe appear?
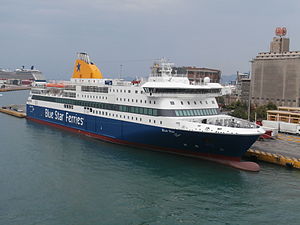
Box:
[26,116,241,162]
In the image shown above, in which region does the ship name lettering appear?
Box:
[65,112,84,126]
[45,109,54,119]
[55,111,64,121]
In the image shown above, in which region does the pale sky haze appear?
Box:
[1,0,300,79]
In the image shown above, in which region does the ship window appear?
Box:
[181,101,183,105]
[154,101,156,104]
[128,90,131,93]
[200,101,202,104]
[153,109,158,116]
[135,90,138,94]
[205,101,208,104]
[136,99,138,103]
[160,121,162,125]
[182,110,187,116]
[194,101,196,105]
[139,108,144,114]
[144,108,148,115]
[187,101,190,105]
[170,101,175,105]
[135,107,139,113]
[212,100,215,104]
[140,100,142,103]
[145,100,147,104]
[175,111,179,116]
[154,120,156,124]
[148,108,152,115]
[132,99,134,102]
[149,119,151,123]
[140,118,142,121]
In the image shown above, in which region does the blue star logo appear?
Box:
[76,63,81,72]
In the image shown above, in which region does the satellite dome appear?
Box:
[204,77,210,84]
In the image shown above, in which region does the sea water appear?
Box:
[1,91,300,225]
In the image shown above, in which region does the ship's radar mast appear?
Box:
[150,58,174,77]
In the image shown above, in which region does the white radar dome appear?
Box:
[203,77,210,84]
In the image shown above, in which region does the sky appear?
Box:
[1,0,300,80]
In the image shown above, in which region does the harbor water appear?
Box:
[1,91,300,225]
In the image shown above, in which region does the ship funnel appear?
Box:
[72,52,103,79]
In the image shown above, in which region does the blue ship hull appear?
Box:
[26,104,260,162]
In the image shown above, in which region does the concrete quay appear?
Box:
[0,105,26,118]
[245,134,300,169]
[0,86,31,92]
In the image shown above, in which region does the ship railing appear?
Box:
[206,116,259,129]
[150,73,187,78]
[184,116,259,129]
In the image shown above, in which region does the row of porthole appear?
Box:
[110,89,143,94]
[85,108,163,125]
[78,94,108,100]
[170,100,215,105]
[116,98,156,104]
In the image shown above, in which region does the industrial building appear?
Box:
[251,27,300,107]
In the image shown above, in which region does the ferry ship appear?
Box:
[26,53,264,171]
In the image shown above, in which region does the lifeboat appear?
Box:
[46,83,65,88]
